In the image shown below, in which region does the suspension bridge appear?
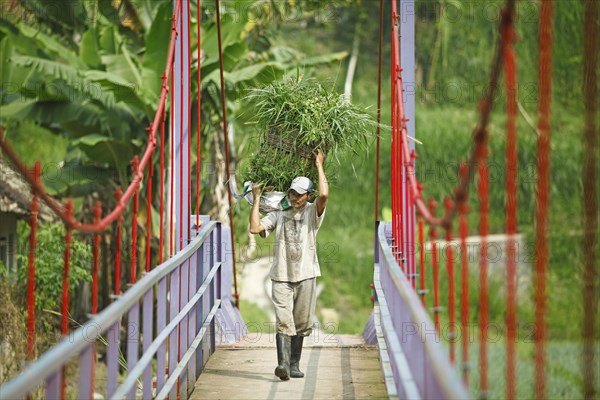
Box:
[0,0,597,399]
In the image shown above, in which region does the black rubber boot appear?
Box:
[275,333,291,380]
[290,335,305,378]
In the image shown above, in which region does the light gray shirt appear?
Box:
[260,201,326,282]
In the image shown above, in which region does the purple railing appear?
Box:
[364,221,471,400]
[0,219,244,400]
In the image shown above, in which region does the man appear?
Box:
[249,150,328,381]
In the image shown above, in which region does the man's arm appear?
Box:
[315,150,328,217]
[249,184,265,235]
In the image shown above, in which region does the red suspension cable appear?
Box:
[26,161,41,360]
[374,0,383,222]
[196,0,202,230]
[429,199,440,334]
[389,7,396,258]
[92,202,102,314]
[418,216,426,307]
[478,159,490,398]
[444,197,456,365]
[90,201,101,400]
[61,200,74,336]
[392,7,406,264]
[131,156,140,283]
[114,187,123,296]
[187,0,192,242]
[409,151,417,288]
[503,10,518,398]
[146,153,154,273]
[170,65,175,257]
[160,104,166,263]
[179,0,185,251]
[459,201,469,385]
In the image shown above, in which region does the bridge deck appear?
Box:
[191,334,388,400]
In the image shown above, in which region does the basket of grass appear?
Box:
[239,76,377,192]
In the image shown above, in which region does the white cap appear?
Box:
[288,177,314,194]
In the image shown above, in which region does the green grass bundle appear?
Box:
[240,76,377,191]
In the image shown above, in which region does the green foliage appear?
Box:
[415,0,586,110]
[15,222,92,327]
[240,76,376,190]
[239,300,272,333]
[0,0,351,223]
[233,1,593,353]
[445,340,599,399]
[0,11,158,194]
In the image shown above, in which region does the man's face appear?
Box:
[288,189,309,210]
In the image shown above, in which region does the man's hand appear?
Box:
[315,150,325,167]
[252,183,263,198]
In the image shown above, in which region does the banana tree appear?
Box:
[0,0,347,247]
[0,0,348,310]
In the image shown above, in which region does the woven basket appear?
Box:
[261,129,315,159]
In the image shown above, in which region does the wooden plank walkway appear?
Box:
[191,334,388,400]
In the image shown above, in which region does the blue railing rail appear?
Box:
[366,221,471,400]
[1,219,234,400]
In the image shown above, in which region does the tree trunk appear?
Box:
[209,128,231,225]
[344,22,361,102]
[427,0,445,91]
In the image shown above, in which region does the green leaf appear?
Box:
[203,61,286,86]
[84,70,146,109]
[0,100,108,137]
[102,54,141,90]
[0,36,13,94]
[119,38,143,87]
[270,46,303,63]
[201,15,248,75]
[80,28,102,68]
[43,163,114,196]
[299,52,349,67]
[84,69,133,87]
[129,0,162,31]
[201,14,246,69]
[141,1,172,99]
[226,62,287,84]
[11,55,116,109]
[16,23,86,69]
[201,41,248,78]
[0,99,38,121]
[3,119,67,167]
[99,25,117,54]
[71,134,134,170]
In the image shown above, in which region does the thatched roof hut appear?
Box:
[0,156,54,272]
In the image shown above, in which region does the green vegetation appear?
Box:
[239,300,272,332]
[0,222,92,385]
[439,340,600,399]
[15,222,92,332]
[240,76,376,190]
[0,0,349,311]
